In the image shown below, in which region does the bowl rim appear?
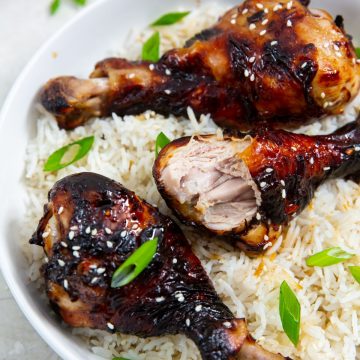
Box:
[0,1,110,359]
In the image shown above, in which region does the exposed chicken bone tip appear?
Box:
[160,135,261,232]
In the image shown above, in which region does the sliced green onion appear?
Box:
[279,280,301,347]
[306,247,354,267]
[50,0,61,14]
[73,0,86,5]
[43,136,94,172]
[151,11,190,26]
[349,266,360,284]
[111,238,158,288]
[142,32,160,62]
[355,47,360,59]
[155,132,170,157]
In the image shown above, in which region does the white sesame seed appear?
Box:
[186,318,191,326]
[44,257,49,263]
[91,228,97,236]
[273,4,282,11]
[263,242,273,250]
[282,189,286,198]
[250,74,255,82]
[230,19,236,24]
[249,56,256,63]
[310,157,314,164]
[323,167,331,171]
[97,268,106,274]
[58,259,65,267]
[321,92,326,99]
[280,180,285,186]
[264,235,269,241]
[61,241,68,248]
[336,51,342,58]
[156,296,165,302]
[264,8,269,14]
[58,206,64,215]
[72,245,81,251]
[271,40,278,46]
[260,29,267,36]
[173,258,178,264]
[244,69,250,77]
[256,212,261,220]
[105,227,112,234]
[291,146,297,151]
[262,19,269,25]
[195,305,202,312]
[260,182,266,188]
[249,23,256,30]
[301,62,307,69]
[85,226,91,234]
[287,20,292,27]
[91,277,99,284]
[128,73,135,79]
[68,231,75,240]
[165,69,171,75]
[178,295,185,302]
[63,279,69,289]
[73,250,80,258]
[357,59,360,64]
[256,3,264,9]
[42,231,50,238]
[231,13,237,18]
[266,168,273,173]
[70,225,78,231]
[120,230,127,237]
[89,264,98,269]
[223,321,232,328]
[242,8,249,15]
[355,146,360,151]
[165,89,171,95]
[333,44,340,51]
[149,64,155,71]
[106,241,113,248]
[107,322,115,330]
[287,1,293,10]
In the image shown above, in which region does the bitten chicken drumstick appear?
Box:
[40,0,359,130]
[30,173,285,360]
[153,118,360,252]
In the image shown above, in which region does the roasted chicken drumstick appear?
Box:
[30,173,285,360]
[154,118,360,252]
[40,0,359,130]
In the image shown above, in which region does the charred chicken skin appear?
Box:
[153,118,360,252]
[30,172,285,360]
[40,0,359,130]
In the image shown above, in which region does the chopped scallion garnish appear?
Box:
[306,247,354,267]
[155,132,170,157]
[73,0,86,5]
[142,32,160,62]
[279,280,301,347]
[43,136,94,172]
[355,47,360,59]
[349,266,360,284]
[151,11,190,26]
[111,238,158,288]
[50,0,61,14]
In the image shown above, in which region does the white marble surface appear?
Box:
[0,1,95,358]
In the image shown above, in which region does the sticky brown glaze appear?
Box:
[154,117,360,253]
[40,0,359,130]
[29,172,285,360]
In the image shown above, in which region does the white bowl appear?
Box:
[0,0,359,359]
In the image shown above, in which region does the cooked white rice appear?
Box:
[22,3,360,360]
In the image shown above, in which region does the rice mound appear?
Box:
[22,3,360,360]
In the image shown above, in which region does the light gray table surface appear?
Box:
[0,1,95,358]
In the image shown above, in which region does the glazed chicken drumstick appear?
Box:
[40,0,359,130]
[154,118,360,252]
[30,173,285,360]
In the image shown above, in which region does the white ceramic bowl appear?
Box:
[0,0,359,359]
